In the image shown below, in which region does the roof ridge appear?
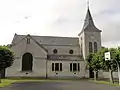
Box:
[17,34,79,39]
[11,34,48,52]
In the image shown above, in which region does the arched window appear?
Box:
[94,42,97,53]
[22,53,33,71]
[89,42,93,53]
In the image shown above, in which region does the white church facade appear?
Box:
[6,8,102,78]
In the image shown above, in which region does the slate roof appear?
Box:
[78,7,101,36]
[12,34,79,46]
[11,34,48,52]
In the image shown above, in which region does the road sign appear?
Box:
[105,52,111,61]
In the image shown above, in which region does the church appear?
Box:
[6,7,102,78]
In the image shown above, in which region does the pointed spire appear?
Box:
[83,6,94,29]
[78,1,101,36]
[87,0,89,8]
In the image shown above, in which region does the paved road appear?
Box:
[0,80,120,90]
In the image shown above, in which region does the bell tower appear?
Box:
[78,5,102,60]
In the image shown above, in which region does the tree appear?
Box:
[86,53,94,79]
[115,48,120,84]
[107,48,118,83]
[91,53,101,80]
[86,53,94,69]
[0,46,14,82]
[95,47,119,83]
[86,53,101,80]
[86,47,120,83]
[100,48,117,84]
[86,47,109,80]
[116,48,120,67]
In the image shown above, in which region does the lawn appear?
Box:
[0,78,71,87]
[89,80,120,86]
[1,78,120,88]
[0,79,47,87]
[0,79,17,87]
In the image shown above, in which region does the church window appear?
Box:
[53,49,58,54]
[52,63,62,71]
[69,63,80,72]
[52,63,54,71]
[69,50,74,54]
[73,63,77,71]
[94,42,97,53]
[55,63,59,71]
[27,38,30,44]
[89,42,93,53]
[60,63,62,71]
[70,63,72,71]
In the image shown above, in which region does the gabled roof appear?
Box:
[11,34,48,52]
[78,7,101,36]
[11,34,79,46]
[28,35,48,52]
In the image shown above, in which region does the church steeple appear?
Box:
[78,1,102,63]
[78,4,101,36]
[83,7,94,29]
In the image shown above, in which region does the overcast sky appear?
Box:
[0,0,120,48]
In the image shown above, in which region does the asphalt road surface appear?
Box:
[0,80,120,90]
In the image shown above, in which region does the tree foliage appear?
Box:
[86,47,120,82]
[86,47,109,71]
[86,53,94,69]
[0,46,14,70]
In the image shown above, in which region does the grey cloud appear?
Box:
[101,21,120,43]
[44,0,120,47]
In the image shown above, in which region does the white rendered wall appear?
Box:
[47,60,87,78]
[7,35,86,78]
[6,36,47,77]
[98,70,118,79]
[84,31,101,58]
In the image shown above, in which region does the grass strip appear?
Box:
[89,80,120,86]
[0,79,70,88]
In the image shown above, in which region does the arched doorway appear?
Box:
[22,53,33,71]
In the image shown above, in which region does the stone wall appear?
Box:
[98,70,118,79]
